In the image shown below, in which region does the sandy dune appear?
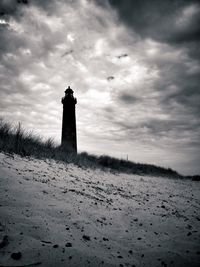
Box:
[0,153,199,267]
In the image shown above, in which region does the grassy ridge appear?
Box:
[0,118,191,179]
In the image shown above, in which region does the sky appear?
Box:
[0,0,200,175]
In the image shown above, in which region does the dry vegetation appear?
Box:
[0,118,195,179]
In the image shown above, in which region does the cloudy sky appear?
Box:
[0,0,200,175]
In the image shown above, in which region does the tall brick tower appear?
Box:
[61,86,77,153]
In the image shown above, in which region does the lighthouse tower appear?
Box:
[61,86,77,153]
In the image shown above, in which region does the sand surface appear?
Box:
[0,152,199,267]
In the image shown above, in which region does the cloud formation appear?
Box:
[105,0,200,43]
[0,0,199,174]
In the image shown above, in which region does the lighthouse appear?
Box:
[61,86,77,153]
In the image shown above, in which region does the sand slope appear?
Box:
[0,153,199,267]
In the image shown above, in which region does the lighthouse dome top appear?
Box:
[65,86,74,95]
[62,86,77,105]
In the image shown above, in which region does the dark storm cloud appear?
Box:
[103,0,200,44]
[0,0,28,18]
[153,56,200,123]
[97,0,200,154]
[0,0,78,18]
[0,0,55,19]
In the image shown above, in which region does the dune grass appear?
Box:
[0,118,186,178]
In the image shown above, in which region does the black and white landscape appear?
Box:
[0,0,200,266]
[0,0,200,174]
[0,153,199,267]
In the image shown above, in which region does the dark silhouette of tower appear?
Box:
[61,86,77,153]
